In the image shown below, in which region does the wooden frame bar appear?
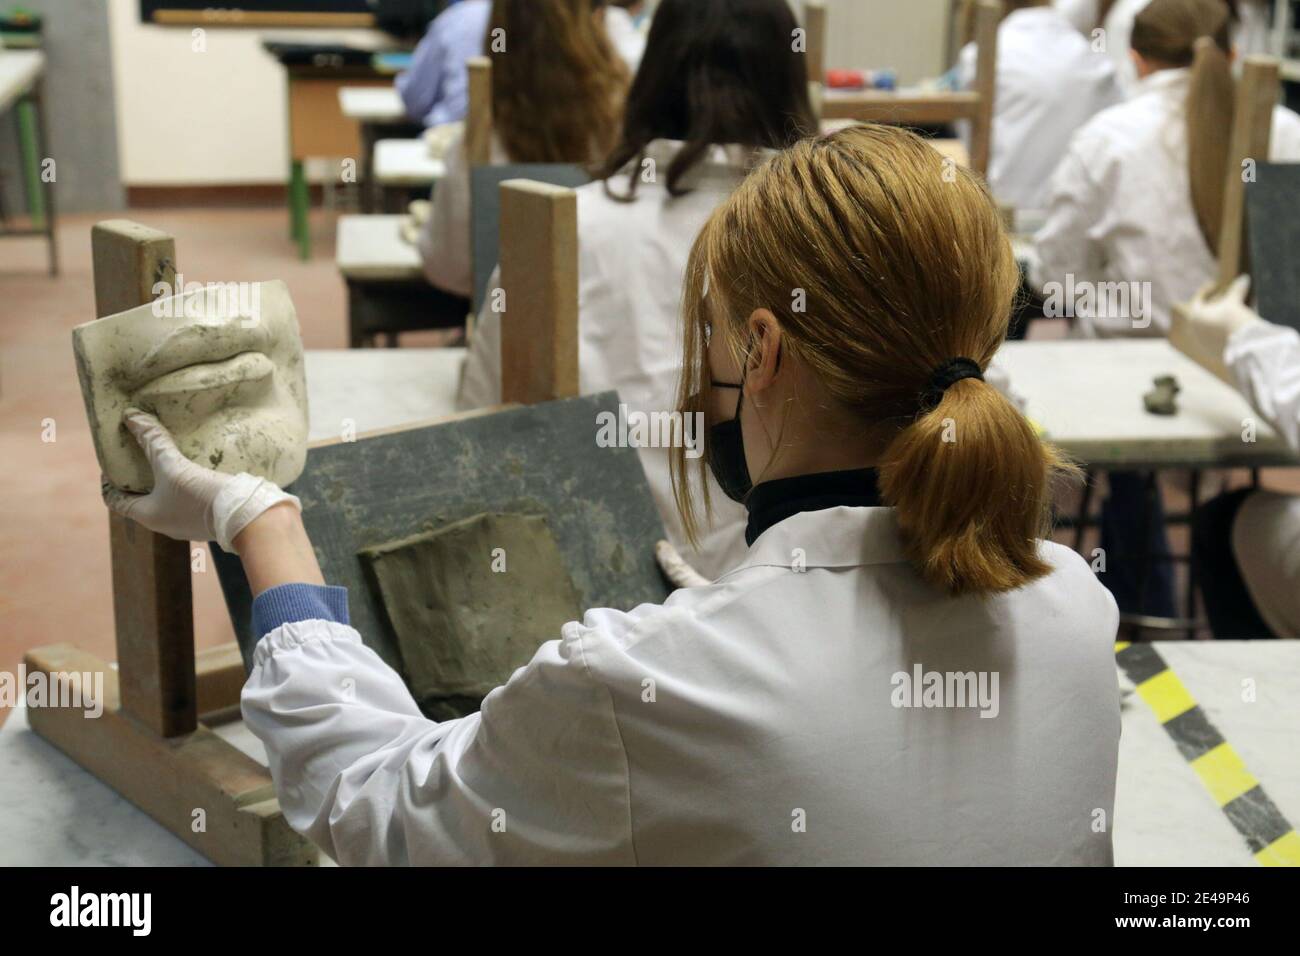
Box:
[1217,56,1279,285]
[25,219,316,866]
[498,180,579,405]
[466,57,493,167]
[804,1,827,85]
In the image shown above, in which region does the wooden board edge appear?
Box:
[23,643,318,867]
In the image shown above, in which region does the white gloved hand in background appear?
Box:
[1176,274,1263,361]
[654,539,711,589]
[102,410,301,554]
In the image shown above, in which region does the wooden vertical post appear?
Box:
[498,180,579,406]
[804,1,827,86]
[968,0,999,180]
[91,220,197,739]
[1217,56,1279,286]
[466,56,493,167]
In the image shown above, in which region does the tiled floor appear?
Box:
[2,207,1297,733]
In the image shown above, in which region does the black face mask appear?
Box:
[707,378,751,503]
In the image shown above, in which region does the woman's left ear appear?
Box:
[745,309,783,394]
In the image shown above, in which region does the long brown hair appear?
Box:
[671,125,1075,596]
[1131,0,1235,251]
[593,0,816,199]
[487,0,629,164]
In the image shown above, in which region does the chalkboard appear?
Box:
[1245,163,1300,333]
[141,0,375,27]
[213,392,672,695]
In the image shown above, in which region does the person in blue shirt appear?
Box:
[396,0,491,127]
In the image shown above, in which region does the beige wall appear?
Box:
[107,0,385,185]
[799,0,951,86]
[107,0,953,186]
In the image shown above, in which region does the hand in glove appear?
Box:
[102,410,300,554]
[1175,274,1262,361]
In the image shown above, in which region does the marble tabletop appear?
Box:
[304,348,465,441]
[373,139,446,187]
[997,339,1298,469]
[335,214,424,281]
[0,50,44,114]
[338,85,405,123]
[2,641,1295,865]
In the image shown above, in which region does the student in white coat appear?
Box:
[104,124,1121,867]
[1031,0,1300,619]
[418,0,629,298]
[956,1,1122,216]
[1034,0,1300,339]
[458,0,817,578]
[1182,279,1300,639]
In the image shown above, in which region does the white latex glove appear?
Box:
[654,539,711,589]
[102,410,301,554]
[1176,275,1262,361]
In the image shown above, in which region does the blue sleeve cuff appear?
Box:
[252,583,350,640]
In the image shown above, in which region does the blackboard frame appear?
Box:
[139,0,376,28]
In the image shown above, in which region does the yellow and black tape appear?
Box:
[1116,641,1300,866]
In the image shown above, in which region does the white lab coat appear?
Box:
[458,140,758,578]
[1225,319,1300,639]
[1099,0,1150,97]
[1032,67,1300,337]
[418,129,509,298]
[241,505,1122,865]
[1054,0,1098,36]
[957,6,1122,214]
[605,6,647,74]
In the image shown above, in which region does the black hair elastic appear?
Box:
[919,357,984,411]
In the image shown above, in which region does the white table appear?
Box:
[997,339,1297,469]
[0,50,56,274]
[0,49,43,113]
[304,348,465,440]
[335,214,422,281]
[338,85,405,123]
[373,138,446,188]
[4,641,1294,865]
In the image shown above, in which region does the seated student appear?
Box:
[1182,279,1300,639]
[1053,0,1100,35]
[418,0,629,299]
[106,124,1121,867]
[1034,0,1300,338]
[605,0,648,72]
[397,0,492,128]
[956,0,1122,216]
[457,0,817,578]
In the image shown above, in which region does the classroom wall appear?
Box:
[102,0,952,188]
[801,0,951,86]
[0,0,125,213]
[106,0,386,186]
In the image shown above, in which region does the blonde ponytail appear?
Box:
[1132,0,1236,252]
[672,124,1075,596]
[1187,36,1236,250]
[878,378,1067,595]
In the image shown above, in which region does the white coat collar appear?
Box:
[717,505,907,577]
[1133,66,1191,98]
[635,139,771,191]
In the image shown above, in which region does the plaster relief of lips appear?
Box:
[131,351,276,419]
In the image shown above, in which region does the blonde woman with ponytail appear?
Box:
[113,123,1121,865]
[1034,0,1300,339]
